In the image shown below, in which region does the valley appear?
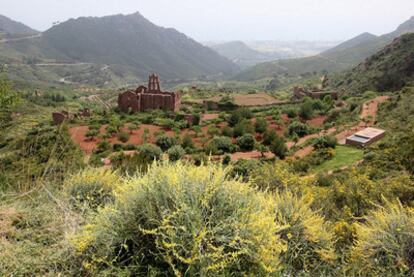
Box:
[1,6,414,276]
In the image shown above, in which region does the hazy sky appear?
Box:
[3,0,414,41]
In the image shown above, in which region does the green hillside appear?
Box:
[0,15,38,37]
[0,12,239,87]
[328,33,414,94]
[235,16,414,81]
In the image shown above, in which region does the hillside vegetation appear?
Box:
[0,15,38,37]
[1,73,414,274]
[235,16,414,81]
[0,12,238,86]
[329,33,414,94]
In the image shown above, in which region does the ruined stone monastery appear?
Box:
[118,74,181,113]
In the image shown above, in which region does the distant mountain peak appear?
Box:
[322,32,377,54]
[359,32,376,37]
[394,15,414,34]
[39,12,238,81]
[0,14,38,36]
[128,11,144,17]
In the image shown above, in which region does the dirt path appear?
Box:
[0,34,41,43]
[291,96,389,158]
[359,95,389,125]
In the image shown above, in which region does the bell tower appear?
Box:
[148,74,161,93]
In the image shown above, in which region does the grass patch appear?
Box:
[314,145,363,173]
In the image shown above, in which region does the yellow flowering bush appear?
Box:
[351,200,414,276]
[71,162,286,276]
[252,162,316,193]
[273,191,337,275]
[64,167,121,211]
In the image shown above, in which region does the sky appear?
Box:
[2,0,414,41]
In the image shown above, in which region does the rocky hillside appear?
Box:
[329,33,414,94]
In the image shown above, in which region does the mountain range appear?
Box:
[235,16,414,81]
[0,12,238,87]
[210,41,283,68]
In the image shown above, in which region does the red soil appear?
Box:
[70,121,228,155]
[201,113,219,122]
[231,151,275,161]
[69,126,99,155]
[306,116,328,127]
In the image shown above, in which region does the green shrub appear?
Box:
[327,108,342,123]
[255,143,269,157]
[155,135,178,151]
[255,117,268,133]
[288,121,311,138]
[263,129,277,146]
[314,135,337,150]
[123,144,136,151]
[88,123,101,131]
[230,159,261,180]
[222,154,232,165]
[117,132,130,143]
[228,108,253,127]
[270,136,288,159]
[233,120,255,137]
[110,152,153,175]
[237,134,256,151]
[207,126,221,137]
[96,140,111,154]
[206,136,235,155]
[315,172,335,187]
[192,153,208,166]
[71,163,284,275]
[174,120,189,130]
[113,143,123,151]
[299,98,314,120]
[106,126,118,136]
[154,118,175,129]
[283,107,297,118]
[85,129,99,141]
[138,143,162,162]
[181,134,194,150]
[192,113,201,126]
[167,145,186,162]
[221,126,233,137]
